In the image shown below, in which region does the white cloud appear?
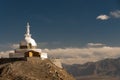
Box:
[110,10,120,18]
[97,10,120,20]
[1,43,120,65]
[43,46,120,64]
[87,43,105,47]
[11,44,19,49]
[96,15,110,20]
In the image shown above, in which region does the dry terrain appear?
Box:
[0,58,75,80]
[63,57,120,80]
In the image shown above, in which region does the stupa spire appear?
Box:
[25,22,31,37]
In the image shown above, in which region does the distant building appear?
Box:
[9,22,47,60]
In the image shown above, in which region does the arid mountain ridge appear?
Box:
[63,57,120,80]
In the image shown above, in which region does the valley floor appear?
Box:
[76,76,120,80]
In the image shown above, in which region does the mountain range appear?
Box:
[63,57,120,80]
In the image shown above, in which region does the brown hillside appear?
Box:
[0,58,75,80]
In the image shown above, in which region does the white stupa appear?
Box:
[20,22,37,49]
[9,22,47,60]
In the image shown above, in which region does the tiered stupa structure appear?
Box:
[9,22,47,60]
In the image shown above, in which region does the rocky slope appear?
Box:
[0,58,75,80]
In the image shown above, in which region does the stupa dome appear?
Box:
[25,37,37,46]
[19,22,37,49]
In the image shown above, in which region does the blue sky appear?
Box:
[1,0,120,49]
